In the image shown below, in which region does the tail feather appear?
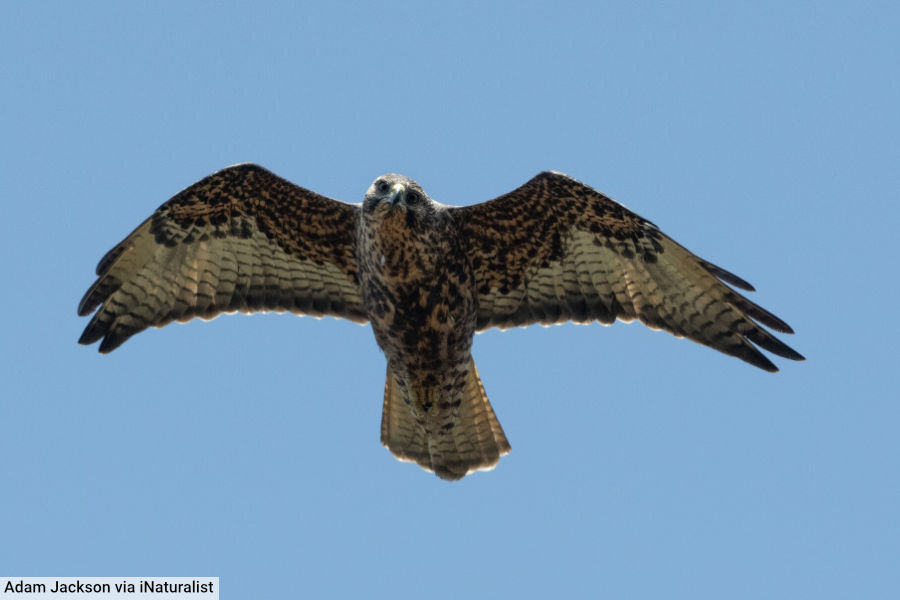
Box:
[380,360,510,480]
[381,372,431,468]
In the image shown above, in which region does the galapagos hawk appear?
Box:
[78,164,804,480]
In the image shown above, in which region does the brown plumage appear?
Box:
[78,164,803,479]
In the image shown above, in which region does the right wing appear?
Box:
[452,171,802,372]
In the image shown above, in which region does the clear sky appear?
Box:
[2,2,898,598]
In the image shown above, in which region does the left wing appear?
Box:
[450,171,803,372]
[78,164,366,353]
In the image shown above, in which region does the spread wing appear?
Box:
[78,164,366,353]
[451,171,803,372]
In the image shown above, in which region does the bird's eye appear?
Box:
[377,180,390,194]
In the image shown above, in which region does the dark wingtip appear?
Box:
[77,313,104,346]
[745,328,804,363]
[96,340,116,354]
[78,311,130,353]
[782,348,804,362]
[97,332,128,354]
[77,330,99,346]
[702,260,756,292]
[77,289,97,317]
[751,353,779,373]
[754,347,805,373]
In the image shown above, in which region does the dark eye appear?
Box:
[376,180,390,194]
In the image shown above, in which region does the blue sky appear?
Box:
[2,1,898,598]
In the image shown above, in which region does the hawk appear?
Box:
[78,164,803,480]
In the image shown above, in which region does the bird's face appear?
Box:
[363,174,437,224]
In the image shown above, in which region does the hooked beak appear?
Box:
[388,182,407,207]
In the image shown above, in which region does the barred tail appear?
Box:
[380,360,510,480]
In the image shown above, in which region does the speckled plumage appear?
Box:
[78,164,803,479]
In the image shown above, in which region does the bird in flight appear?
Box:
[78,164,803,479]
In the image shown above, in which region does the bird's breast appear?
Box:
[357,217,477,372]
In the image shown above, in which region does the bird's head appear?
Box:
[363,174,438,224]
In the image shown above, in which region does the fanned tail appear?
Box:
[380,360,510,480]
